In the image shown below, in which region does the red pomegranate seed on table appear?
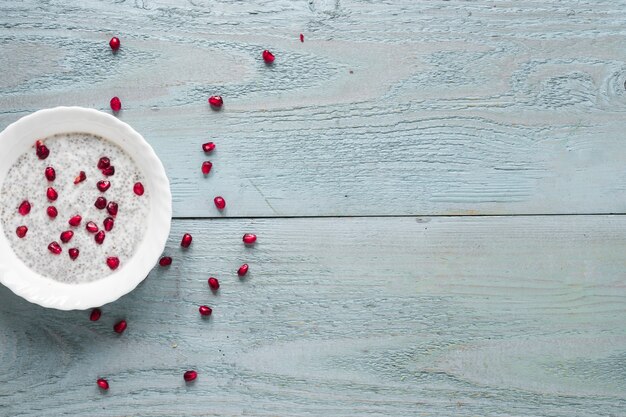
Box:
[86,221,99,233]
[45,167,56,181]
[109,36,120,51]
[159,256,172,267]
[300,33,304,42]
[97,157,110,170]
[101,166,115,176]
[202,142,215,153]
[180,233,192,248]
[208,277,219,291]
[113,319,126,333]
[46,187,58,201]
[214,196,226,210]
[106,201,118,216]
[237,263,249,277]
[199,305,212,316]
[107,256,120,270]
[68,215,82,227]
[69,248,80,260]
[18,200,31,215]
[74,170,87,184]
[95,197,107,209]
[201,161,212,175]
[208,95,223,108]
[97,180,111,192]
[35,140,50,160]
[60,230,74,243]
[95,230,106,245]
[97,378,109,390]
[262,50,275,63]
[47,206,58,218]
[183,370,198,382]
[110,97,122,112]
[90,308,101,321]
[133,182,144,196]
[48,241,62,255]
[16,226,28,238]
[103,217,114,231]
[242,233,257,245]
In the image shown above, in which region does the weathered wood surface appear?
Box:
[2,1,626,216]
[1,217,625,416]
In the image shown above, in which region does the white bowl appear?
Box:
[0,107,172,310]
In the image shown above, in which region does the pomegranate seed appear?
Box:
[47,206,58,218]
[133,182,144,196]
[202,142,215,153]
[45,167,56,181]
[18,200,31,216]
[97,378,109,390]
[300,33,304,42]
[180,233,193,248]
[46,187,58,201]
[95,230,106,245]
[113,319,126,333]
[103,217,115,231]
[97,157,111,169]
[74,170,86,184]
[68,215,82,227]
[90,308,101,321]
[69,248,80,260]
[262,50,275,63]
[208,277,219,291]
[183,370,198,382]
[201,161,212,175]
[95,197,107,209]
[60,230,74,243]
[110,96,122,112]
[214,196,226,210]
[101,166,115,176]
[106,201,118,216]
[97,180,111,192]
[16,226,28,238]
[159,256,172,266]
[242,233,257,245]
[35,140,50,160]
[107,256,120,270]
[109,36,120,51]
[86,221,99,233]
[208,95,223,108]
[199,305,212,316]
[237,263,249,277]
[48,241,62,255]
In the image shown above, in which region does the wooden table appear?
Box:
[1,1,625,415]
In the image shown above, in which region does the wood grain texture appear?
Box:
[2,1,626,216]
[1,216,625,416]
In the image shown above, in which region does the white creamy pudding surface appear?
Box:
[0,133,150,283]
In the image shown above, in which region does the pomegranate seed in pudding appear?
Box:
[68,215,82,227]
[201,161,212,175]
[103,217,114,231]
[74,170,87,184]
[97,157,111,170]
[95,197,107,210]
[208,277,219,291]
[133,182,144,196]
[237,263,249,277]
[46,187,58,201]
[97,180,111,192]
[113,319,126,333]
[97,378,109,390]
[18,200,31,216]
[16,226,28,238]
[48,241,62,255]
[214,196,226,210]
[35,140,50,160]
[47,206,58,218]
[86,221,99,233]
[95,230,106,245]
[106,256,120,270]
[262,50,275,63]
[101,166,115,176]
[90,308,101,321]
[183,370,198,382]
[60,230,74,243]
[110,97,122,112]
[180,233,193,248]
[159,256,172,266]
[109,36,120,50]
[242,233,257,245]
[202,142,215,153]
[106,201,118,216]
[300,33,304,42]
[199,305,212,316]
[69,248,80,260]
[45,167,56,181]
[208,95,223,108]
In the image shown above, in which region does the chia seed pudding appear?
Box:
[0,133,149,283]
